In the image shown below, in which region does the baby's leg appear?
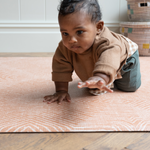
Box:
[114,50,141,92]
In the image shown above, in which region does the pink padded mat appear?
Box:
[0,57,150,132]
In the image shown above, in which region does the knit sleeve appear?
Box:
[52,43,74,82]
[93,45,121,84]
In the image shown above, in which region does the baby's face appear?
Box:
[59,10,99,54]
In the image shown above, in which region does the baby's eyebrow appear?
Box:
[60,26,85,32]
[60,28,67,32]
[74,26,85,30]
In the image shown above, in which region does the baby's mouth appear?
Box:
[71,45,81,49]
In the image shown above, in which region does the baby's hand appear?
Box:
[78,76,113,93]
[43,91,71,105]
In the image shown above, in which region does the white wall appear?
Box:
[0,0,128,52]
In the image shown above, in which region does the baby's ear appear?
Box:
[96,20,104,31]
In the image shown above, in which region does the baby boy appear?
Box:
[44,0,141,104]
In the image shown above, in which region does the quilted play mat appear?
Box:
[0,57,150,132]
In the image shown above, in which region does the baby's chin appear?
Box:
[69,47,90,54]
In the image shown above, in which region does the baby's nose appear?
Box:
[69,36,77,43]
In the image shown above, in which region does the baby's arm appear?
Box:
[43,82,71,105]
[78,73,113,93]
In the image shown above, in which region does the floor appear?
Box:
[0,53,150,150]
[0,132,150,150]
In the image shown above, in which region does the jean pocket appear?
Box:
[121,57,135,75]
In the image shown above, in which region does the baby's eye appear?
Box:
[62,32,68,36]
[77,30,84,35]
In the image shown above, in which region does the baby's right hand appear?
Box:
[43,91,71,105]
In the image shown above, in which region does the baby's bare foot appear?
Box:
[88,88,107,96]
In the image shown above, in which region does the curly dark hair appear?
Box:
[58,0,102,23]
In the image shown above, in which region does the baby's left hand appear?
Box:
[78,76,113,93]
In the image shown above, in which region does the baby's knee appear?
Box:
[126,83,141,92]
[115,79,141,92]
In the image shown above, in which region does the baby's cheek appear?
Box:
[85,40,94,49]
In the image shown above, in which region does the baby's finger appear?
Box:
[43,95,53,102]
[66,94,71,102]
[57,96,64,105]
[97,80,113,93]
[97,80,105,86]
[44,95,52,100]
[47,97,58,104]
[78,82,83,85]
[78,82,87,88]
[102,86,113,93]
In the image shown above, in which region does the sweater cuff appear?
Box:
[52,72,72,82]
[93,64,116,84]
